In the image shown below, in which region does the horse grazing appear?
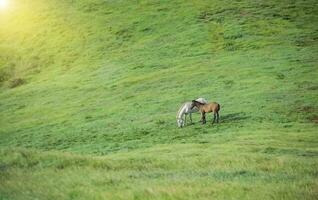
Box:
[191,100,220,124]
[176,98,208,128]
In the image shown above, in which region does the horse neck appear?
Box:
[194,102,204,109]
[177,103,190,118]
[176,103,185,119]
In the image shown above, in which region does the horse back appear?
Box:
[210,102,220,112]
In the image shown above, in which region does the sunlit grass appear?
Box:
[0,0,317,199]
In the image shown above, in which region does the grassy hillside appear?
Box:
[0,0,317,199]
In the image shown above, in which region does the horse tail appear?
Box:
[216,103,220,113]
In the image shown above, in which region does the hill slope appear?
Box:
[0,0,317,199]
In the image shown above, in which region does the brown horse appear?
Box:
[191,100,220,124]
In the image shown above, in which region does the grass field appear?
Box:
[0,0,318,199]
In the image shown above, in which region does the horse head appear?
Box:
[191,100,197,109]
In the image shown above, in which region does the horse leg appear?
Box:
[190,113,193,124]
[184,114,187,126]
[216,112,220,123]
[212,112,216,124]
[201,112,206,124]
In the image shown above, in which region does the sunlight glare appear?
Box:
[0,0,8,10]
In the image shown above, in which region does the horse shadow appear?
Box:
[220,112,250,123]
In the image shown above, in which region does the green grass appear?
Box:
[0,0,318,199]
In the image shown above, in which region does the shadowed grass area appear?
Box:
[0,0,317,199]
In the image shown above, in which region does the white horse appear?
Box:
[176,97,208,128]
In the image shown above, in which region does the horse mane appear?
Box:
[192,100,204,105]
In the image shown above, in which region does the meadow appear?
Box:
[0,0,317,199]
